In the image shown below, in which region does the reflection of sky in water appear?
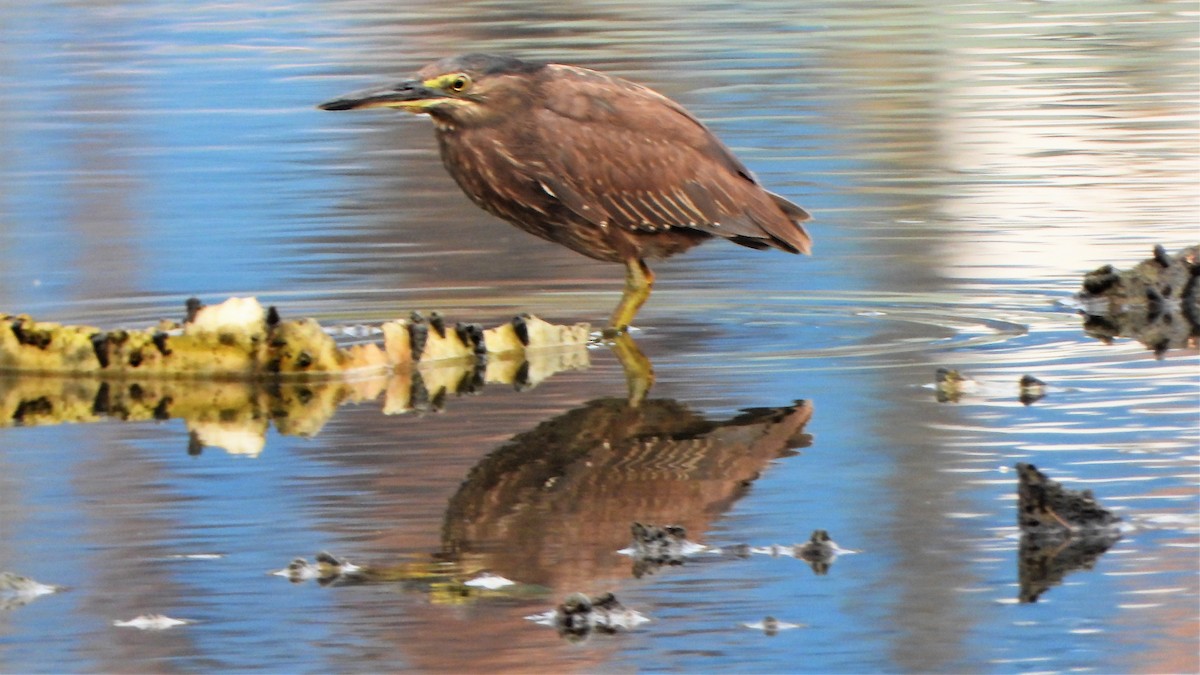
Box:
[1,4,345,303]
[0,0,1196,672]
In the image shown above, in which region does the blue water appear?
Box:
[1,1,1197,672]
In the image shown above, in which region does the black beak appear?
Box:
[318,79,447,111]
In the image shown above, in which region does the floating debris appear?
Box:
[728,543,753,558]
[274,557,324,583]
[462,572,515,590]
[1015,463,1123,603]
[1077,244,1199,356]
[0,572,65,610]
[930,370,1051,406]
[272,551,366,586]
[0,297,590,379]
[749,544,792,557]
[934,368,977,403]
[272,551,517,605]
[525,592,649,640]
[1018,375,1046,406]
[748,530,852,575]
[743,616,805,635]
[113,614,191,630]
[620,523,711,577]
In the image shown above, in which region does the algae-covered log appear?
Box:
[0,297,590,379]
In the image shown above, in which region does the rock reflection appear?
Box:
[439,397,814,590]
[0,344,587,456]
[1018,533,1121,605]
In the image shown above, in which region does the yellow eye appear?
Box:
[448,74,471,93]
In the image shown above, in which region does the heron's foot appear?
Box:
[608,332,654,407]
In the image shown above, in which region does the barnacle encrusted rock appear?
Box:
[0,297,590,379]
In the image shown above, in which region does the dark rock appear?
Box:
[1014,463,1121,603]
[1077,245,1199,354]
[794,529,838,575]
[545,592,647,640]
[1018,374,1046,405]
[1016,462,1121,535]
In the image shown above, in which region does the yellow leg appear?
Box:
[609,332,655,407]
[606,258,654,335]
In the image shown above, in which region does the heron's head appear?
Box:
[319,54,545,130]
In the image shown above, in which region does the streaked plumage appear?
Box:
[320,54,812,331]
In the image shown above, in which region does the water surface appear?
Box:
[0,1,1197,672]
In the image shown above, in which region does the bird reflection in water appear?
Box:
[439,395,814,591]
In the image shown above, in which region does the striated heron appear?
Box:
[320,54,812,333]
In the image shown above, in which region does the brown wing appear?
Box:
[531,64,811,254]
